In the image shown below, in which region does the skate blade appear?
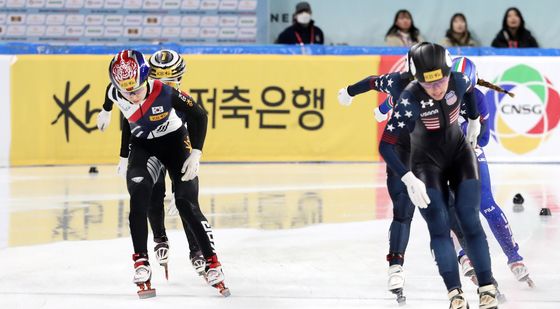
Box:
[517,273,535,288]
[163,264,169,280]
[525,277,535,288]
[470,275,478,286]
[497,293,507,304]
[214,282,231,297]
[220,287,231,297]
[137,288,156,299]
[390,289,406,306]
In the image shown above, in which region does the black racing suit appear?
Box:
[379,72,493,291]
[104,83,204,254]
[104,80,215,258]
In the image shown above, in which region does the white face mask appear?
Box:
[296,12,311,24]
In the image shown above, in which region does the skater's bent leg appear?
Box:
[388,174,415,265]
[478,154,523,263]
[148,168,167,240]
[419,188,461,291]
[181,216,202,253]
[154,129,219,260]
[174,177,216,259]
[454,178,493,286]
[126,165,152,253]
[448,205,468,256]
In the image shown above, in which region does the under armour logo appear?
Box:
[420,99,434,109]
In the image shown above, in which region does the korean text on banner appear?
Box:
[10,55,381,165]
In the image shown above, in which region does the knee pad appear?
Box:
[127,168,153,197]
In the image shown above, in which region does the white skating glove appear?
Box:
[167,196,179,216]
[117,157,128,178]
[181,149,202,182]
[374,106,388,122]
[466,117,481,149]
[401,171,431,209]
[96,109,111,132]
[337,87,354,106]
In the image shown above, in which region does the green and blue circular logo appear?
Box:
[486,64,560,154]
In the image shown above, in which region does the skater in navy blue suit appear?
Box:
[450,57,534,288]
[377,43,498,309]
[338,43,428,304]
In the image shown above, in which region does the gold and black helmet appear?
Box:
[148,49,186,82]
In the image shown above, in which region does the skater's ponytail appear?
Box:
[477,78,515,98]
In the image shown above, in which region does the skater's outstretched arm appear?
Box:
[347,75,380,96]
[339,72,413,107]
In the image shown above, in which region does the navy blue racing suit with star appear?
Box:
[103,83,203,255]
[105,79,216,259]
[347,72,415,266]
[378,72,494,291]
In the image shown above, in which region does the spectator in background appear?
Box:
[385,10,424,47]
[440,13,478,47]
[491,7,538,48]
[276,2,324,45]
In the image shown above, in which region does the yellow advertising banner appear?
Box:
[10,54,381,165]
[10,55,119,166]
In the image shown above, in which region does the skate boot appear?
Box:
[154,236,170,280]
[388,264,406,306]
[459,255,477,285]
[478,284,498,309]
[132,253,156,299]
[491,278,507,304]
[205,255,230,297]
[508,261,534,288]
[448,288,469,309]
[190,250,206,277]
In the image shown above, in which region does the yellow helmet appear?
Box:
[148,50,186,85]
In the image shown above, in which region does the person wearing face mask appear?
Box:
[440,13,478,47]
[491,7,538,48]
[275,2,324,45]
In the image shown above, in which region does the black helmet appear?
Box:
[148,49,186,81]
[409,43,452,83]
[406,42,429,75]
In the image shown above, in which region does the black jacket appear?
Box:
[275,21,324,45]
[491,29,539,48]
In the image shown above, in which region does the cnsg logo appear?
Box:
[486,64,560,154]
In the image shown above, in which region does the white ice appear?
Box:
[0,164,559,309]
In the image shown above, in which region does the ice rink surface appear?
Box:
[0,163,558,308]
